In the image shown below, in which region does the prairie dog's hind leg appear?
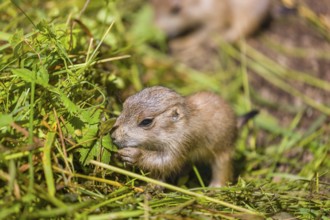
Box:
[209,150,233,187]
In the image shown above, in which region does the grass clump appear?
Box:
[0,0,329,219]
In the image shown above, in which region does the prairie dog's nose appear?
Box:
[110,125,118,140]
[110,125,125,148]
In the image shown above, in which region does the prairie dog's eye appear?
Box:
[138,118,154,127]
[170,5,181,15]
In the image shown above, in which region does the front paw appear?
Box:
[118,147,142,165]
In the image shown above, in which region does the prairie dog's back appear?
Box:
[187,92,237,151]
[150,0,228,38]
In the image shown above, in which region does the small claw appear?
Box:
[118,147,142,165]
[121,156,137,165]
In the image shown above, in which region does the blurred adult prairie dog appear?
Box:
[150,0,271,43]
[110,86,238,187]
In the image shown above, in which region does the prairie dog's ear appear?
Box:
[170,0,180,6]
[168,105,185,121]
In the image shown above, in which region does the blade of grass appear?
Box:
[4,148,43,160]
[0,169,21,199]
[82,192,134,215]
[192,165,205,188]
[298,128,324,148]
[298,4,330,42]
[88,210,145,220]
[268,110,304,176]
[42,131,56,197]
[53,108,72,173]
[0,204,21,219]
[69,55,131,69]
[263,37,330,60]
[75,20,116,76]
[143,195,150,220]
[28,70,36,193]
[88,21,114,63]
[277,110,305,153]
[22,201,93,219]
[239,41,252,110]
[52,166,123,187]
[18,184,66,210]
[10,0,36,28]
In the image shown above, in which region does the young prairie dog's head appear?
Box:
[150,0,215,38]
[110,86,187,150]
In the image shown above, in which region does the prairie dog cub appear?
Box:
[151,0,271,42]
[110,86,237,187]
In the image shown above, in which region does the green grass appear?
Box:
[0,0,329,219]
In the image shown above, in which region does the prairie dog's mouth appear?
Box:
[112,140,138,149]
[168,23,203,40]
[117,144,139,149]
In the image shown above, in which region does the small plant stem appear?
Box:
[53,108,72,173]
[82,192,134,215]
[4,148,43,160]
[52,166,123,187]
[88,21,114,63]
[239,41,251,110]
[28,73,36,193]
[315,173,319,193]
[22,201,92,218]
[69,55,131,68]
[42,131,56,196]
[88,210,145,220]
[10,0,36,28]
[192,165,205,188]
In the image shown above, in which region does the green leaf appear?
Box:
[11,68,35,83]
[77,124,99,166]
[66,108,112,165]
[36,20,48,33]
[79,108,101,124]
[0,31,12,41]
[98,118,116,136]
[37,66,49,86]
[9,29,24,57]
[12,67,80,115]
[13,67,49,86]
[0,113,14,127]
[130,5,165,44]
[75,109,103,165]
[0,204,21,219]
[100,135,113,164]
